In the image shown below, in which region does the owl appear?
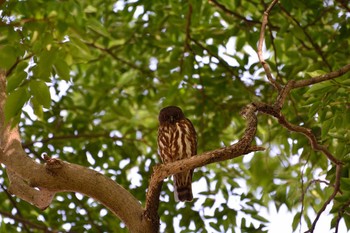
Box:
[157,106,197,202]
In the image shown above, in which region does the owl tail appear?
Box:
[173,171,193,202]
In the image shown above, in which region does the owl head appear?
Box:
[158,106,185,124]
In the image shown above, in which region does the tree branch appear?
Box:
[0,71,154,233]
[292,63,350,89]
[190,38,257,95]
[0,209,57,233]
[179,1,193,73]
[145,103,265,224]
[304,164,342,233]
[0,184,31,233]
[86,42,154,77]
[209,0,262,25]
[279,4,332,71]
[257,0,282,91]
[252,75,344,232]
[335,198,350,233]
[254,101,341,165]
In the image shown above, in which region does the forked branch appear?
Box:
[256,1,348,232]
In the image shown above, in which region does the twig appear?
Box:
[335,198,350,233]
[209,0,262,25]
[253,69,346,230]
[304,164,342,233]
[279,4,332,71]
[336,0,350,12]
[179,1,193,73]
[6,54,34,77]
[255,102,341,165]
[257,0,282,91]
[0,210,56,233]
[306,179,331,189]
[299,158,310,233]
[268,23,282,82]
[190,38,256,95]
[0,184,31,233]
[86,43,154,77]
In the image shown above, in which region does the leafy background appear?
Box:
[0,0,349,232]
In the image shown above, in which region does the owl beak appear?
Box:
[170,115,174,123]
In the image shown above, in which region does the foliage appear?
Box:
[0,0,349,232]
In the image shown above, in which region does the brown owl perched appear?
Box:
[157,106,197,202]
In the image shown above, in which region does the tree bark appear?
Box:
[0,70,155,233]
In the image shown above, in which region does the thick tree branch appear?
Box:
[0,71,154,233]
[145,103,265,224]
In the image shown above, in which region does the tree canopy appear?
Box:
[0,0,349,232]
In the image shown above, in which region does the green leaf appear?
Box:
[292,212,301,231]
[252,214,269,223]
[31,97,44,119]
[340,178,350,191]
[54,59,70,81]
[305,70,327,78]
[334,191,350,203]
[7,71,27,93]
[108,39,126,48]
[36,48,58,81]
[84,5,97,13]
[29,80,51,108]
[306,81,334,94]
[4,87,29,123]
[68,37,94,62]
[87,18,111,38]
[0,45,19,69]
[209,221,221,231]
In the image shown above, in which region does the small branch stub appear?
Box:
[43,153,64,176]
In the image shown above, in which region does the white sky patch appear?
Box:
[149,57,158,71]
[100,208,108,217]
[133,5,144,18]
[75,193,84,200]
[63,146,74,153]
[86,151,95,165]
[127,167,142,188]
[113,1,125,12]
[119,158,130,169]
[218,44,239,67]
[62,223,71,231]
